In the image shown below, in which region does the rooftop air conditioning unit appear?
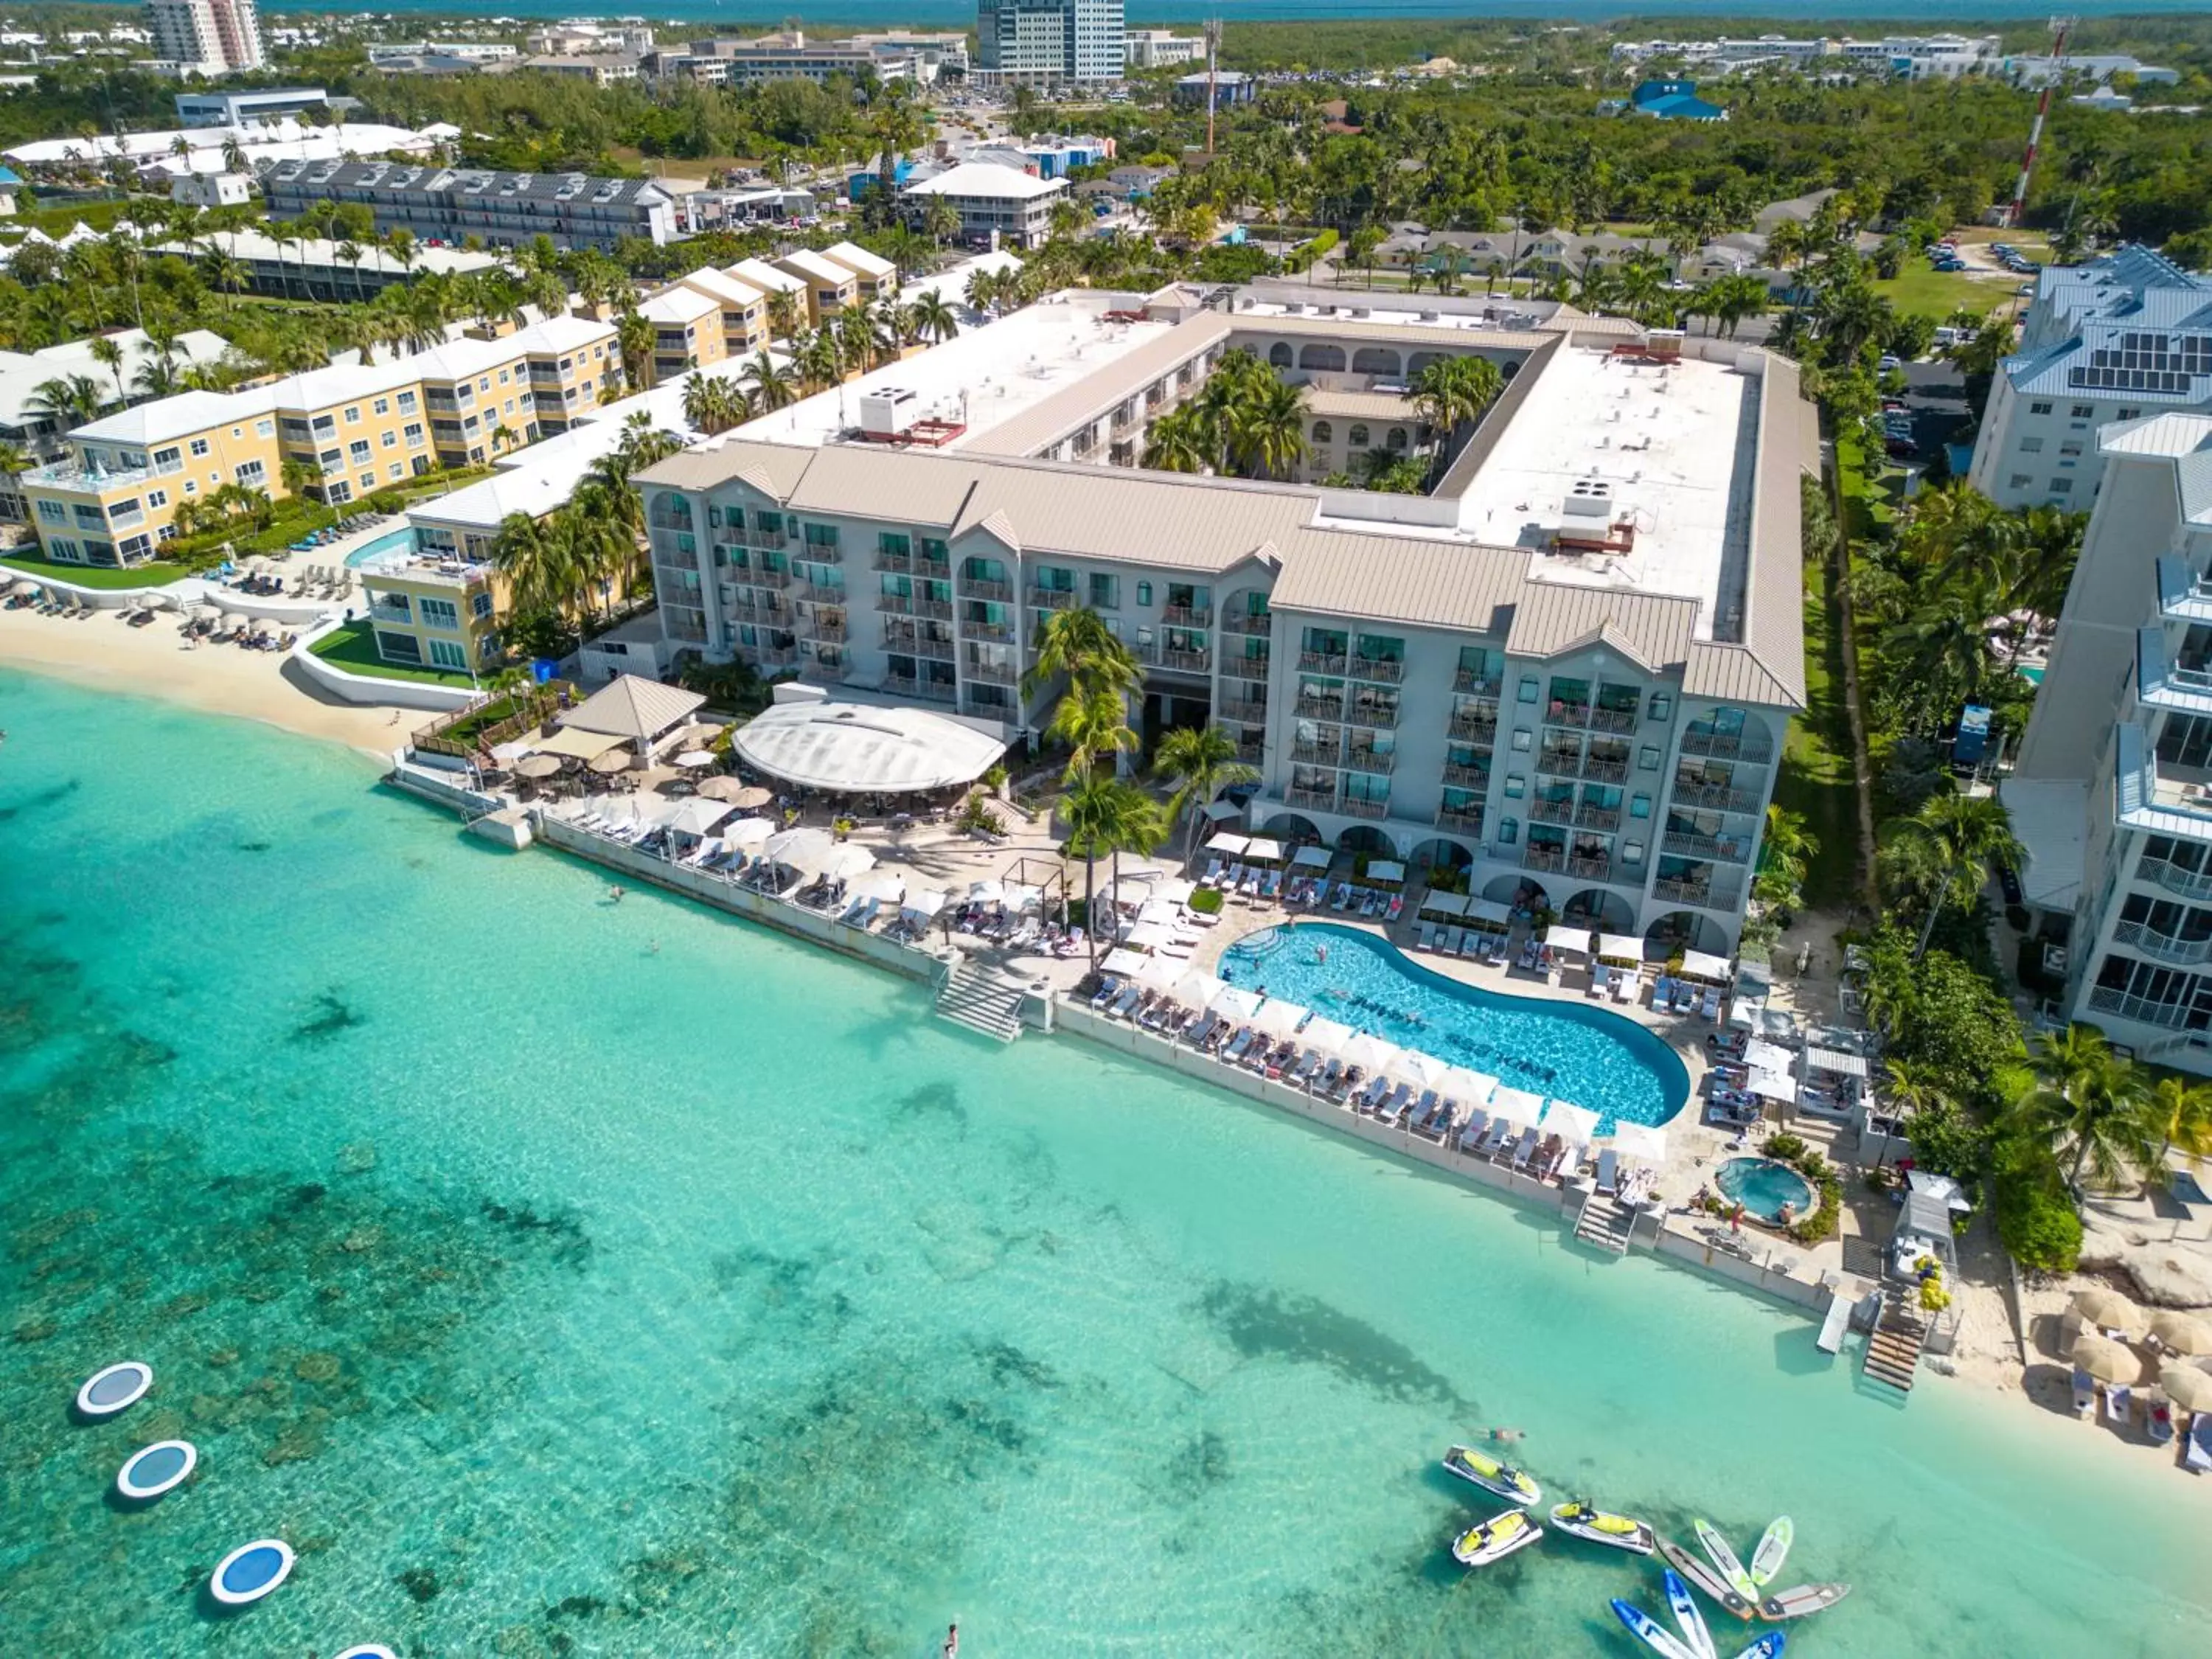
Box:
[1562,479,1614,520]
[859,386,917,439]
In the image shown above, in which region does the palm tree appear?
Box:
[28,374,106,428]
[1062,772,1167,963]
[614,309,654,390]
[2005,1026,2159,1194]
[765,290,801,344]
[1025,605,1140,707]
[1881,1059,1957,1171]
[0,439,33,522]
[87,335,128,403]
[1141,406,1211,474]
[1228,377,1309,480]
[793,329,841,392]
[489,509,578,619]
[2150,1075,2212,1175]
[1879,790,2023,956]
[909,290,959,344]
[1153,725,1260,858]
[739,349,798,412]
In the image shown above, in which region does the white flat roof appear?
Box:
[733,698,1007,793]
[729,291,1178,453]
[1453,347,1754,639]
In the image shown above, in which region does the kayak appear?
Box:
[1665,1568,1718,1659]
[1749,1517,1793,1587]
[1760,1582,1851,1621]
[1450,1506,1543,1567]
[1729,1635,1786,1659]
[1548,1500,1655,1554]
[1693,1518,1760,1603]
[1657,1536,1756,1621]
[1442,1444,1540,1505]
[1610,1599,1702,1659]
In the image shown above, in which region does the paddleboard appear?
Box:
[1655,1535,1756,1620]
[1666,1568,1718,1659]
[1749,1517,1793,1587]
[1610,1599,1703,1659]
[1729,1635,1786,1659]
[1760,1582,1851,1621]
[1693,1518,1760,1603]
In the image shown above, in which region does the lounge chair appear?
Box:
[1612,970,1637,1004]
[1384,894,1403,921]
[2107,1383,2135,1427]
[1240,866,1265,898]
[2188,1413,2212,1472]
[1700,988,1722,1020]
[1587,963,1610,999]
[1593,1149,1620,1197]
[1329,882,1353,912]
[1481,1119,1514,1158]
[1411,1089,1443,1135]
[2072,1367,2098,1420]
[1089,976,1124,1011]
[1508,1127,1540,1172]
[1182,1011,1220,1049]
[1455,1109,1490,1152]
[1435,925,1458,956]
[1353,1074,1389,1113]
[1330,1065,1363,1105]
[1360,888,1383,917]
[1222,1026,1258,1064]
[1556,1141,1587,1184]
[1674,981,1698,1014]
[1200,855,1223,886]
[1414,921,1436,951]
[1110,984,1143,1020]
[838,894,871,925]
[1376,1082,1413,1126]
[1312,1057,1342,1096]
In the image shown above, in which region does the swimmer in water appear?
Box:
[1315,943,1329,964]
[1489,1427,1525,1444]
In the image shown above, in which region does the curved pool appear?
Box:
[344,527,419,569]
[1218,922,1688,1130]
[1716,1156,1815,1222]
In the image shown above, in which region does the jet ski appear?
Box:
[1450,1506,1543,1567]
[1548,1499,1655,1554]
[1441,1444,1540,1505]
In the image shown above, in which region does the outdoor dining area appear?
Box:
[1077,961,1668,1196]
[2062,1285,2212,1472]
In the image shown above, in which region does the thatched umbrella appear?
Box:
[2071,1333,2142,1387]
[2071,1287,2143,1333]
[2147,1310,2212,1357]
[2158,1363,2212,1414]
[695,778,771,807]
[512,754,564,780]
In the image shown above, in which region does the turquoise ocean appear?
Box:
[348,2,2212,25]
[1,665,2207,1657]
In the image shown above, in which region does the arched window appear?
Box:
[1267,341,1293,368]
[649,490,692,530]
[1312,420,1333,445]
[1385,427,1408,452]
[1296,344,1346,372]
[1349,424,1370,448]
[1351,347,1401,377]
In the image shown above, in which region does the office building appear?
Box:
[144,0,265,75]
[1124,30,1205,70]
[2003,411,2212,1070]
[1967,246,2212,511]
[175,86,324,126]
[978,0,1125,86]
[631,287,1814,955]
[666,29,967,86]
[261,160,680,252]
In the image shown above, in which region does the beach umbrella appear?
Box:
[846,869,905,902]
[815,844,876,881]
[512,754,563,779]
[967,878,1006,904]
[2159,1363,2212,1413]
[764,827,835,867]
[1249,999,1310,1041]
[1338,1032,1402,1077]
[1174,969,1227,1009]
[720,817,774,849]
[2071,1334,2141,1386]
[695,776,762,804]
[1608,1121,1669,1163]
[1208,985,1265,1023]
[588,749,635,775]
[1299,1016,1357,1058]
[1395,1049,1453,1088]
[1540,1100,1602,1144]
[1099,947,1150,976]
[1440,1068,1498,1107]
[2148,1311,2212,1357]
[2072,1287,2144,1333]
[675,749,717,769]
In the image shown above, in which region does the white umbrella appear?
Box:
[1300,1016,1357,1057]
[816,844,876,881]
[1291,845,1332,871]
[1420,890,1469,919]
[1489,1085,1546,1130]
[1123,920,1179,951]
[1250,999,1310,1040]
[1005,883,1043,911]
[1540,1100,1602,1144]
[1339,1033,1402,1077]
[675,749,717,768]
[512,754,564,779]
[1440,1068,1498,1106]
[721,817,775,849]
[902,888,948,919]
[1204,831,1251,856]
[967,878,1007,903]
[1541,925,1591,956]
[1368,860,1407,886]
[661,797,731,836]
[1100,947,1151,976]
[846,869,905,902]
[1152,877,1197,904]
[1175,969,1228,1009]
[1395,1050,1453,1087]
[1208,985,1266,1022]
[1136,954,1187,995]
[764,827,835,867]
[1243,836,1284,864]
[1608,1121,1669,1161]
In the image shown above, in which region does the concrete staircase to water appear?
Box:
[1860,1286,1929,1394]
[1571,1189,1635,1254]
[934,961,1025,1042]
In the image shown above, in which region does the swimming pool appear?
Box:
[1218,922,1687,1130]
[1716,1155,1815,1222]
[344,527,418,569]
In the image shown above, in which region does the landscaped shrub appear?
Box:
[1761,1133,1809,1164]
[1189,887,1223,916]
[1994,1147,2084,1274]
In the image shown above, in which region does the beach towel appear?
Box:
[2106,1383,2133,1425]
[2188,1414,2212,1473]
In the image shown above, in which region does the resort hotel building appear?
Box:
[631,287,1816,955]
[260,161,681,252]
[1967,246,2212,511]
[2004,411,2212,1073]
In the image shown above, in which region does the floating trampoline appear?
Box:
[333,1647,398,1659]
[114,1440,197,1501]
[209,1540,294,1607]
[75,1360,153,1419]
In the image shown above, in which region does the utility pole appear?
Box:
[2006,15,2076,229]
[1204,18,1222,156]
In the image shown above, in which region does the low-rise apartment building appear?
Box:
[1124,29,1205,69]
[773,249,861,324]
[639,286,726,383]
[667,268,771,359]
[19,314,620,567]
[261,160,680,252]
[354,546,501,676]
[819,240,899,304]
[2005,411,2212,1072]
[633,291,1814,954]
[900,162,1067,251]
[1967,246,2212,511]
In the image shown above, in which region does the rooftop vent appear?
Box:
[1562,479,1614,520]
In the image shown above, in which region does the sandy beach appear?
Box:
[0,604,422,757]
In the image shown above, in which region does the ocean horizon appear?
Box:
[331,1,2212,31]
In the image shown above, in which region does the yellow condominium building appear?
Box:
[355,543,504,675]
[667,267,771,360]
[638,285,728,384]
[21,314,621,570]
[772,248,860,324]
[729,257,812,330]
[819,240,900,304]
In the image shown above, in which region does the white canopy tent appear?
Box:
[1804,1046,1868,1079]
[1396,1050,1453,1087]
[1151,877,1197,905]
[901,888,948,919]
[846,869,906,902]
[1136,954,1187,995]
[1596,933,1644,964]
[1291,845,1332,872]
[1542,926,1591,956]
[1243,837,1285,864]
[659,798,733,837]
[1907,1169,1975,1213]
[1205,832,1251,856]
[1464,899,1514,933]
[1201,799,1244,824]
[762,827,836,870]
[1122,921,1182,952]
[1680,948,1733,983]
[1420,890,1469,919]
[720,817,776,849]
[815,844,877,882]
[1368,860,1408,886]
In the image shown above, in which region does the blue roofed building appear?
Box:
[1629,78,1728,121]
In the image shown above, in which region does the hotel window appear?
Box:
[420,597,460,630]
[189,437,210,458]
[2051,478,2073,495]
[2008,473,2032,490]
[2018,437,2042,453]
[37,500,64,524]
[397,392,418,413]
[1639,745,1661,771]
[147,490,168,508]
[256,418,274,437]
[2070,403,2094,419]
[2028,400,2052,415]
[381,431,397,448]
[428,639,469,670]
[153,446,181,472]
[344,406,361,424]
[1518,675,1539,703]
[1136,581,1153,607]
[234,462,264,486]
[1649,693,1672,723]
[349,441,372,465]
[388,463,404,480]
[1089,572,1119,609]
[1498,818,1517,846]
[373,398,389,415]
[1631,793,1652,818]
[473,593,493,619]
[377,630,422,664]
[404,424,425,447]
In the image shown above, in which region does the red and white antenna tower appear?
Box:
[1205,18,1223,156]
[2006,15,2076,228]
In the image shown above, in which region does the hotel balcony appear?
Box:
[1530,797,1577,827]
[2135,854,2212,903]
[1218,695,1268,724]
[1660,829,1753,864]
[2155,554,2212,625]
[1220,653,1271,682]
[2084,986,2200,1031]
[734,567,791,591]
[883,674,956,703]
[1162,603,1212,627]
[1671,780,1764,815]
[1542,700,1593,731]
[1653,869,1745,911]
[1441,763,1489,790]
[1679,728,1774,765]
[799,616,847,646]
[1290,740,1340,768]
[1522,844,1567,874]
[873,547,913,573]
[366,600,415,627]
[1568,853,1613,882]
[1234,738,1264,765]
[1539,750,1629,785]
[1343,748,1395,776]
[1349,656,1405,685]
[1220,611,1273,637]
[1436,808,1485,836]
[1345,699,1398,732]
[796,543,841,565]
[963,619,1014,643]
[2111,919,2212,968]
[2116,721,2212,848]
[1157,646,1211,675]
[1448,711,1498,743]
[2136,625,2212,716]
[880,590,917,616]
[1030,586,1077,610]
[1340,796,1390,821]
[1588,706,1641,735]
[964,658,1018,687]
[959,574,1012,602]
[27,459,151,497]
[1576,802,1624,832]
[797,582,845,607]
[914,597,953,620]
[1295,689,1346,720]
[1285,785,1338,812]
[1453,671,1503,695]
[1298,650,1349,675]
[745,525,789,551]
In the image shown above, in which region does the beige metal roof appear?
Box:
[785,443,984,526]
[1230,313,1557,354]
[637,439,814,498]
[1268,529,1527,633]
[820,240,896,279]
[963,311,1231,459]
[558,674,706,743]
[1503,581,1698,672]
[953,460,1314,572]
[1306,389,1419,422]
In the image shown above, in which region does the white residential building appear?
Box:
[901,162,1068,249]
[978,0,1125,85]
[144,0,264,75]
[1967,246,2212,510]
[630,288,1815,954]
[1125,29,1206,69]
[174,85,326,126]
[2003,412,2212,1071]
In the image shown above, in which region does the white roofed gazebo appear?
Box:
[731,700,1007,795]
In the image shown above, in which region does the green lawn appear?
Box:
[1774,515,1863,911]
[309,619,477,688]
[1872,264,2008,322]
[1,551,187,590]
